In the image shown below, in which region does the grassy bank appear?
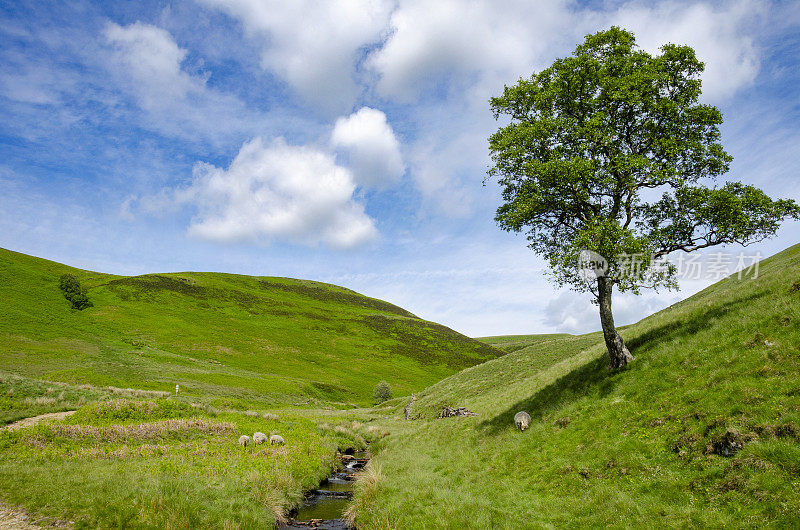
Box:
[349,243,800,527]
[0,390,384,528]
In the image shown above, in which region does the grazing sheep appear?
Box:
[514,411,531,431]
[238,435,252,447]
[270,434,285,445]
[253,432,268,445]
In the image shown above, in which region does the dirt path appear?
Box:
[0,501,71,529]
[1,410,76,431]
[0,503,40,529]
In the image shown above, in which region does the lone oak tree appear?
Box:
[488,27,799,369]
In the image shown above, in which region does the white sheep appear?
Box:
[253,432,268,445]
[270,434,285,445]
[238,435,252,447]
[514,411,531,431]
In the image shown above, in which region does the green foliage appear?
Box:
[642,182,800,255]
[58,274,93,310]
[488,27,799,296]
[350,243,800,527]
[373,381,392,404]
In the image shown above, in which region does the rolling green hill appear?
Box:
[0,247,501,409]
[349,242,800,528]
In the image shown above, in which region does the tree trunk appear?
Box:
[597,276,634,369]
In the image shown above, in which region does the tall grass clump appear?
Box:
[69,399,194,425]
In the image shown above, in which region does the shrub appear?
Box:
[59,274,93,310]
[373,381,392,404]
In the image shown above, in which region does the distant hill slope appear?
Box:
[0,248,502,407]
[351,242,800,528]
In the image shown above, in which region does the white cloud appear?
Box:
[368,0,762,103]
[542,270,725,334]
[325,241,555,336]
[197,0,393,114]
[175,137,378,249]
[103,22,195,108]
[0,61,66,105]
[367,0,576,102]
[331,107,405,189]
[407,130,480,218]
[365,0,764,217]
[102,21,268,144]
[610,1,764,102]
[543,290,671,335]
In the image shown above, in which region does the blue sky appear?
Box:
[1,0,798,337]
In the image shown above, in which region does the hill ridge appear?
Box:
[0,247,501,407]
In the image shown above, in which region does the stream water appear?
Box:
[276,449,369,530]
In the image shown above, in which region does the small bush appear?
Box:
[373,381,392,405]
[59,274,93,310]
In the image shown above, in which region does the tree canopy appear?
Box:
[59,274,93,310]
[488,27,799,368]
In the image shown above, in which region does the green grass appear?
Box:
[349,243,800,528]
[0,247,501,408]
[0,391,386,528]
[0,246,499,526]
[0,371,170,425]
[4,242,800,527]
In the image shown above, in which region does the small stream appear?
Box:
[277,449,369,530]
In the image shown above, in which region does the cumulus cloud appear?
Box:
[368,0,763,103]
[197,0,393,114]
[365,0,765,216]
[175,137,377,249]
[102,21,264,143]
[103,22,194,105]
[610,1,763,102]
[367,0,576,101]
[331,107,405,189]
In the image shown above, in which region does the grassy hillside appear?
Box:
[0,248,501,409]
[349,243,800,528]
[479,333,579,353]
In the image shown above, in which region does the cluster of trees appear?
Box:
[59,274,93,310]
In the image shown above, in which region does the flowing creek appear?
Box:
[277,448,369,530]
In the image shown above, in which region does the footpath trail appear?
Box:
[0,502,39,530]
[1,411,75,528]
[0,501,71,529]
[1,410,75,431]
